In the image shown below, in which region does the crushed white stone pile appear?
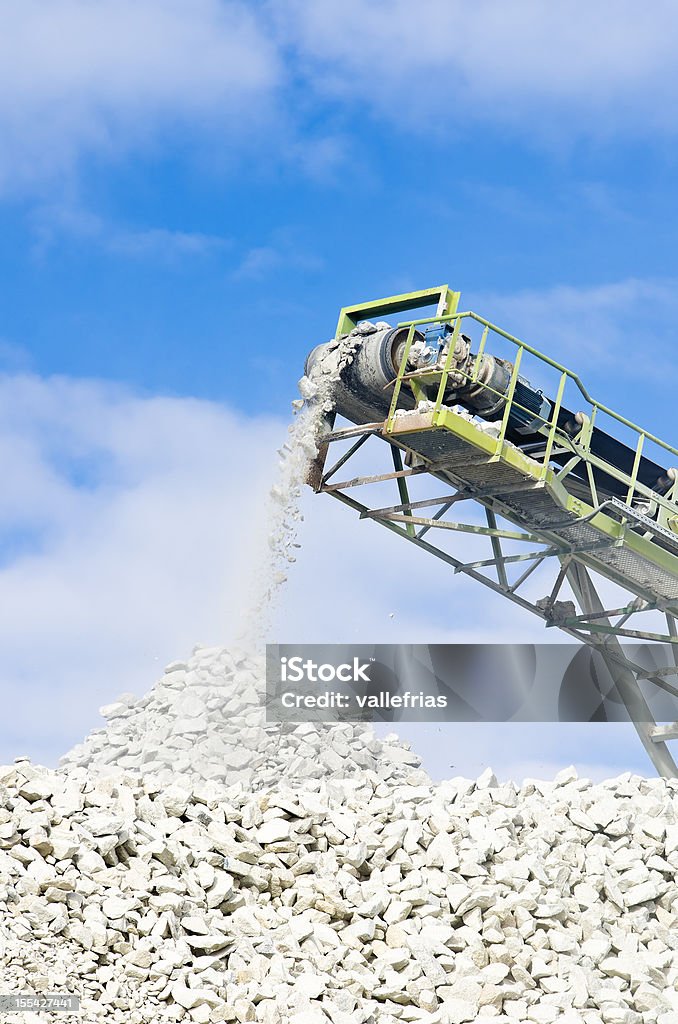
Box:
[5,324,678,1020]
[1,650,678,1024]
[59,646,426,791]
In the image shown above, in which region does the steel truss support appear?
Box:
[310,423,678,777]
[566,563,678,777]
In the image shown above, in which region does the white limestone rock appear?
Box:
[1,645,677,1024]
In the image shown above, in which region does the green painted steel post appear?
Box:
[386,324,416,431]
[626,433,645,507]
[497,347,524,445]
[391,446,415,537]
[471,325,489,383]
[541,371,568,479]
[433,317,463,416]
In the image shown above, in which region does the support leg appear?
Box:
[566,562,678,778]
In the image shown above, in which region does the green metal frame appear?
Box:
[311,286,678,778]
[336,285,460,338]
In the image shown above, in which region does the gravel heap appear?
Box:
[1,648,678,1024]
[4,328,678,1022]
[59,646,426,791]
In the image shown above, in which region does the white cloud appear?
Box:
[0,366,669,782]
[0,368,547,770]
[31,202,231,261]
[232,229,323,280]
[0,0,280,190]
[2,0,678,194]
[470,278,678,369]
[30,204,327,278]
[274,0,678,140]
[108,227,229,260]
[373,722,654,782]
[0,339,32,372]
[0,373,281,762]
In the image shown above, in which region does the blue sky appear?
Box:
[2,0,678,777]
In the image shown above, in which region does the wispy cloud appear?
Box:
[231,230,323,280]
[272,0,678,142]
[0,0,280,192]
[108,227,229,259]
[0,368,548,767]
[3,1,678,196]
[31,202,230,262]
[471,277,678,378]
[0,339,32,372]
[374,722,655,782]
[0,372,281,763]
[456,277,678,464]
[0,366,669,783]
[234,246,288,280]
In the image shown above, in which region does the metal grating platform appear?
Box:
[392,412,678,610]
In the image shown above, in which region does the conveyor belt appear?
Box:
[312,285,678,779]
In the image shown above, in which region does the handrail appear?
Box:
[396,310,678,463]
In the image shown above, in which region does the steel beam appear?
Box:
[316,418,678,777]
[565,562,678,778]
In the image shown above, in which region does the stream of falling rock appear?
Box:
[236,329,363,652]
[233,328,365,765]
